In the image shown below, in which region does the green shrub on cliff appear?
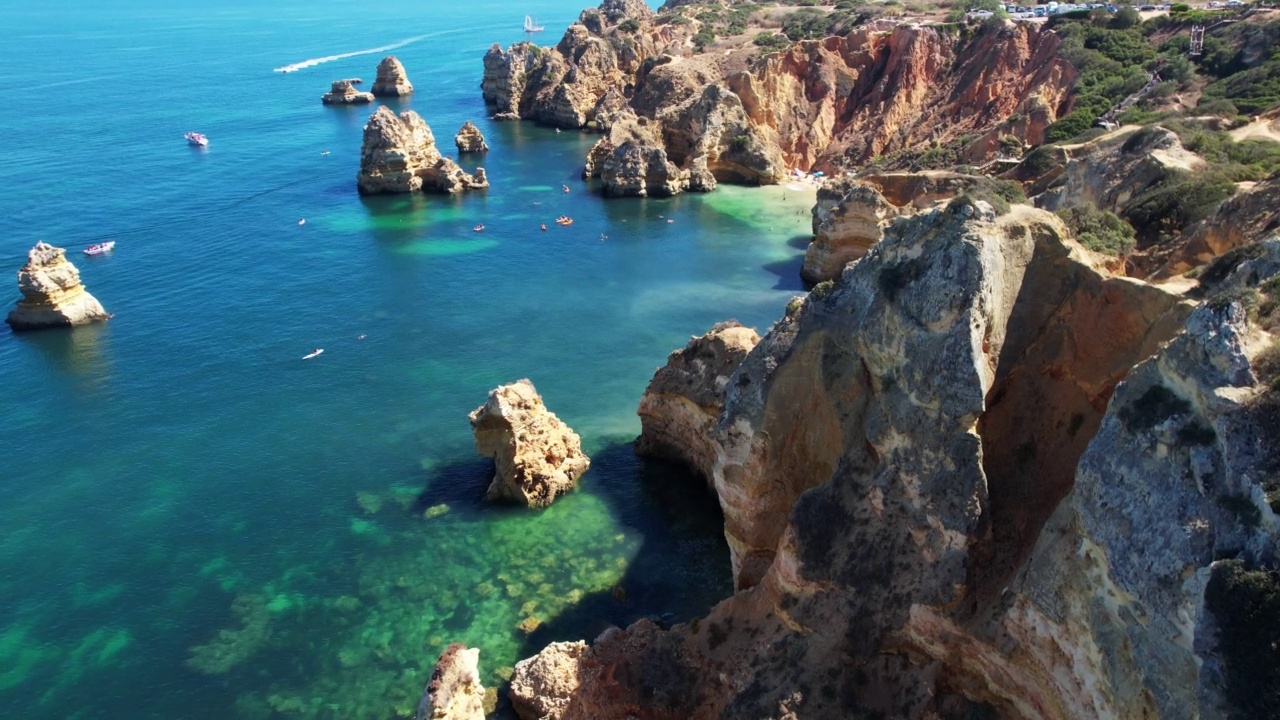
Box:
[753,32,793,51]
[1043,17,1155,142]
[1121,168,1236,245]
[1056,203,1137,256]
[1204,560,1280,718]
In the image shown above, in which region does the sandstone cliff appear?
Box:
[418,644,487,720]
[357,106,488,195]
[454,121,489,153]
[635,321,760,484]
[505,200,1280,719]
[805,171,993,283]
[469,379,590,508]
[1158,175,1280,278]
[371,55,413,97]
[582,112,689,197]
[321,79,373,105]
[6,241,110,332]
[481,2,1073,195]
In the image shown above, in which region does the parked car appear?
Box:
[1034,6,1048,15]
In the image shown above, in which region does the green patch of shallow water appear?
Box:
[186,441,730,720]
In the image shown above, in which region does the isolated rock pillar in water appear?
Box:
[370,55,413,97]
[6,241,110,332]
[417,643,487,720]
[469,379,590,507]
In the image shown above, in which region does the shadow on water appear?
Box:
[15,322,111,377]
[762,241,811,292]
[410,455,493,518]
[493,439,731,715]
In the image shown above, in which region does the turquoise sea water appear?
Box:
[0,1,815,717]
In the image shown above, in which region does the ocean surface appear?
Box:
[0,1,815,717]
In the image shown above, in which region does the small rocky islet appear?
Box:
[5,241,109,331]
[12,0,1280,718]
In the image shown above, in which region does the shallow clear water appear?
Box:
[0,1,815,717]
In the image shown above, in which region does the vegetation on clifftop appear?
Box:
[1205,559,1280,718]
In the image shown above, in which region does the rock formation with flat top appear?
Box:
[635,321,760,484]
[454,121,489,153]
[321,79,374,105]
[469,379,590,507]
[416,644,486,720]
[357,106,488,195]
[6,241,110,332]
[370,55,413,97]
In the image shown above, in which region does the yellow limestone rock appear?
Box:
[418,644,485,720]
[6,241,110,332]
[356,106,488,195]
[469,379,590,507]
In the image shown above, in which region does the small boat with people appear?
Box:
[83,241,116,256]
[474,224,485,232]
[302,348,324,360]
[185,132,208,147]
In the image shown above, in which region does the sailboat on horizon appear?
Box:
[523,14,544,32]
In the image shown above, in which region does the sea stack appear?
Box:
[370,55,413,97]
[6,242,110,332]
[321,79,374,105]
[454,121,489,153]
[416,644,487,720]
[469,379,590,508]
[357,106,488,195]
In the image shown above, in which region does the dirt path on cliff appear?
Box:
[1230,115,1280,144]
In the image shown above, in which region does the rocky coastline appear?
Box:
[450,3,1280,718]
[480,0,1072,197]
[505,199,1279,719]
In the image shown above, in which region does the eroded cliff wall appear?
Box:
[482,2,1074,195]
[510,206,1280,720]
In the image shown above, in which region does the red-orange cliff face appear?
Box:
[730,23,1076,171]
[483,3,1075,192]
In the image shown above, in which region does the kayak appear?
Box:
[302,349,324,360]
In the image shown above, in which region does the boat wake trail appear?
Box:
[272,32,433,73]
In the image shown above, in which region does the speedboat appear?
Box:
[185,132,208,147]
[83,241,115,256]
